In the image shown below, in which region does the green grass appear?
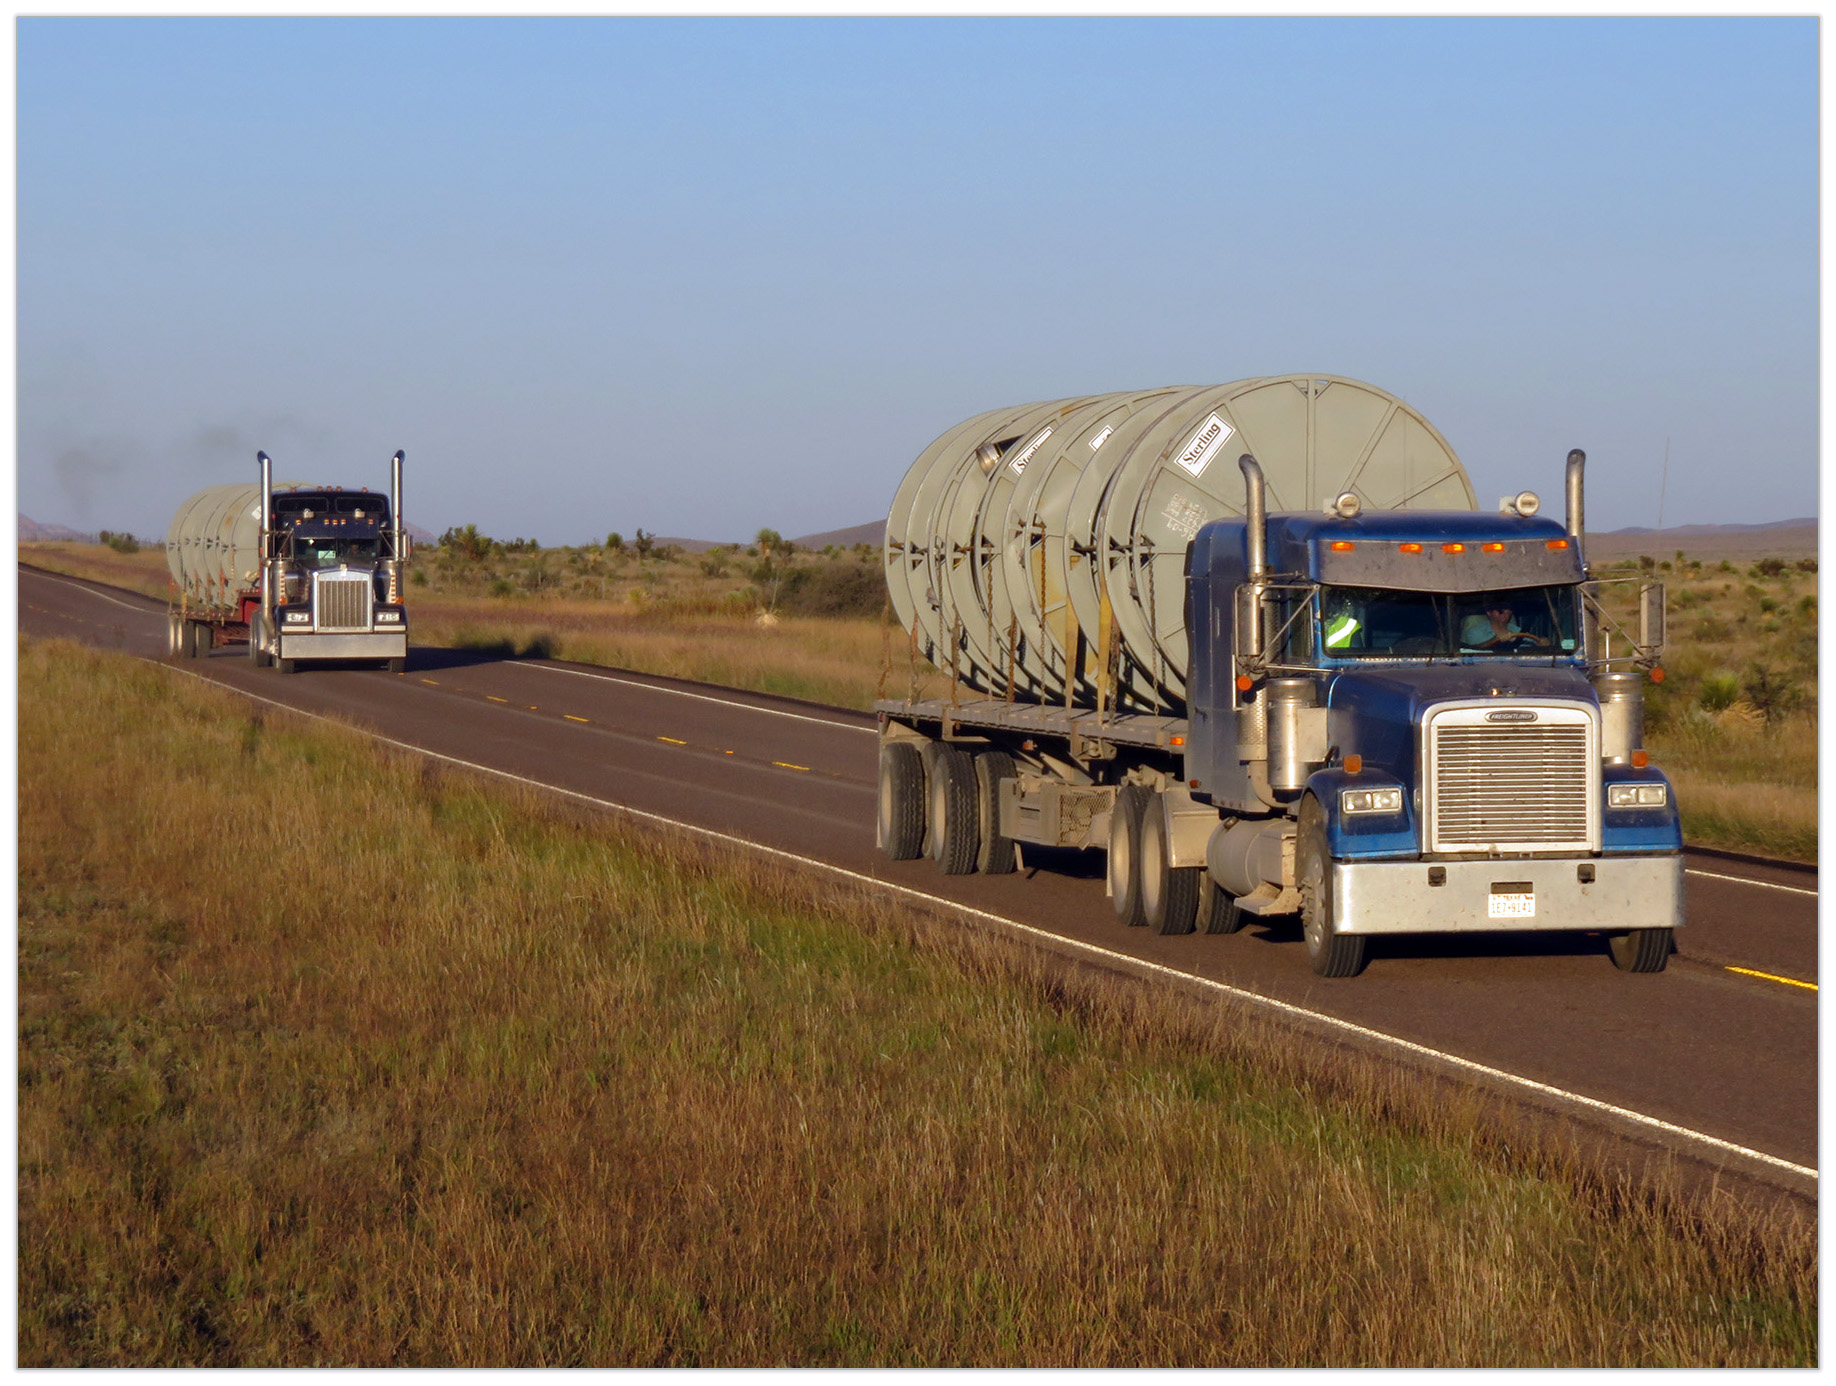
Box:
[18,636,1816,1366]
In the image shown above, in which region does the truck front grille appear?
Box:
[315,575,372,631]
[1425,704,1598,853]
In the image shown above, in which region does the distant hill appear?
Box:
[21,515,99,543]
[792,521,884,551]
[1585,518,1817,562]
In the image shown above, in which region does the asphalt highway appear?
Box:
[21,564,1818,1198]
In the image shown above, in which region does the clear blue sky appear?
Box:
[18,17,1817,543]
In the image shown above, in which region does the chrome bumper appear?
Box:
[1333,854,1684,935]
[278,630,408,659]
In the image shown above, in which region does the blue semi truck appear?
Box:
[876,446,1679,977]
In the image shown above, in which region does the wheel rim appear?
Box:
[1140,813,1163,921]
[1108,812,1132,907]
[1300,848,1327,958]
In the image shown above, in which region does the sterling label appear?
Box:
[1008,427,1054,475]
[1175,413,1234,477]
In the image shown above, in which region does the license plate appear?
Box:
[1488,892,1536,919]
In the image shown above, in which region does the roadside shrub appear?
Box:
[1751,557,1787,579]
[774,562,888,618]
[97,530,140,554]
[1697,670,1742,713]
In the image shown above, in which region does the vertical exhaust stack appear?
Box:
[258,450,274,617]
[390,449,405,604]
[1565,449,1586,545]
[1235,453,1272,779]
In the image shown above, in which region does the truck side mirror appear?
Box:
[1638,581,1665,657]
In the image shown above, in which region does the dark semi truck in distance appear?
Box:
[876,378,1678,977]
[166,450,412,673]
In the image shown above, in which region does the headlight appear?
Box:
[1608,783,1668,808]
[1341,787,1403,814]
[375,610,402,624]
[283,610,311,625]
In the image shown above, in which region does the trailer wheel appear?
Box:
[1141,797,1199,935]
[1298,795,1367,977]
[973,751,1017,875]
[166,614,181,657]
[1195,876,1247,935]
[877,741,927,861]
[187,620,213,659]
[1607,928,1673,973]
[1108,783,1153,927]
[926,744,979,875]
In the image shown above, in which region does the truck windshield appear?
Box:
[1320,584,1578,659]
[290,538,381,570]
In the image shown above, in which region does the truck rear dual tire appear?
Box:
[974,751,1018,875]
[1139,798,1201,935]
[877,742,927,860]
[1607,928,1673,973]
[1195,877,1247,935]
[926,743,980,875]
[1108,783,1154,928]
[1297,795,1368,977]
[186,620,213,659]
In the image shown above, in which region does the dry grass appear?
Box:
[21,541,172,601]
[18,636,1816,1367]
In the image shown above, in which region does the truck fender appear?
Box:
[1156,783,1222,869]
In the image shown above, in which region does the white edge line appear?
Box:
[1685,867,1818,898]
[148,657,1818,1186]
[521,659,879,733]
[29,568,164,615]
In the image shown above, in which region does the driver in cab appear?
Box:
[1461,603,1549,651]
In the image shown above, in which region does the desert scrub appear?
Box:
[18,637,1814,1367]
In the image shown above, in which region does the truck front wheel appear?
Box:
[1108,783,1153,927]
[249,613,272,667]
[1141,797,1199,935]
[925,744,979,875]
[1297,795,1368,977]
[877,742,927,861]
[1607,928,1673,973]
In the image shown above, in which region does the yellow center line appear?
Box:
[565,714,590,724]
[773,761,810,772]
[658,736,687,745]
[486,695,508,704]
[420,678,439,686]
[1725,965,1817,992]
[527,706,539,711]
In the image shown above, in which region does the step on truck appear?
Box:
[875,377,1679,977]
[166,450,412,673]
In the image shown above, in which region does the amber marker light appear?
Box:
[1442,542,1465,554]
[1330,541,1354,551]
[1482,542,1505,553]
[1649,667,1666,683]
[1343,754,1363,774]
[1399,543,1423,554]
[1630,750,1650,768]
[1235,675,1254,692]
[1546,539,1569,550]
[1169,735,1185,747]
